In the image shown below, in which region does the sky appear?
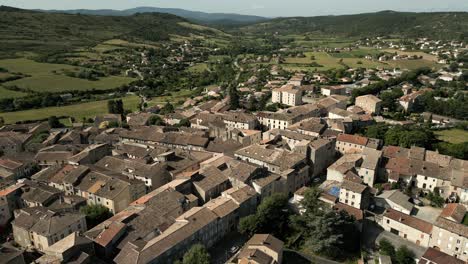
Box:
[1,0,467,17]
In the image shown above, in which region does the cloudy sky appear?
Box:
[1,0,467,17]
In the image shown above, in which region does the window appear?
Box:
[386,220,390,224]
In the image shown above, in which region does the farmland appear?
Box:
[0,86,27,99]
[435,129,468,144]
[0,95,141,124]
[0,58,135,93]
[278,49,441,72]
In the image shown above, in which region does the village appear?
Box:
[0,42,467,264]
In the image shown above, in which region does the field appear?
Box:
[0,95,141,124]
[435,129,468,144]
[383,49,439,62]
[146,89,194,106]
[0,86,27,99]
[0,58,135,93]
[187,63,210,73]
[278,48,441,72]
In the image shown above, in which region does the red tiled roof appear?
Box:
[0,183,24,196]
[337,134,368,146]
[384,209,433,234]
[0,159,23,170]
[440,203,466,223]
[419,247,464,264]
[94,221,126,247]
[334,202,363,220]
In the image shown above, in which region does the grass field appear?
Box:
[435,129,468,144]
[0,58,135,93]
[386,59,441,70]
[0,95,141,124]
[0,86,27,99]
[276,48,440,72]
[383,49,439,62]
[146,89,194,106]
[187,63,210,73]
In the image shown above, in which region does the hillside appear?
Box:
[241,11,468,40]
[0,6,223,57]
[38,6,268,25]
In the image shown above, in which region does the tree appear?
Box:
[229,85,240,110]
[302,210,359,259]
[80,204,112,229]
[247,96,258,111]
[379,239,396,258]
[427,189,445,208]
[115,99,124,115]
[238,215,258,237]
[364,123,389,140]
[0,116,4,126]
[107,100,117,114]
[148,115,164,126]
[178,118,191,127]
[291,187,359,259]
[238,193,290,239]
[160,102,175,115]
[48,116,64,128]
[179,244,210,264]
[395,246,415,264]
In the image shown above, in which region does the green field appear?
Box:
[386,59,441,70]
[278,49,441,72]
[0,86,27,99]
[0,95,141,124]
[0,58,135,93]
[435,129,468,144]
[187,63,210,73]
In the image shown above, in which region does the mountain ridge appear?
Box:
[33,6,269,25]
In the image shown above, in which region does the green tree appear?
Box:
[238,193,290,239]
[107,100,117,114]
[179,244,210,264]
[427,189,445,208]
[48,116,64,128]
[291,187,359,259]
[238,215,258,237]
[302,210,359,259]
[160,102,175,115]
[80,204,112,229]
[229,86,240,110]
[115,99,124,115]
[395,246,415,264]
[379,239,396,259]
[148,115,164,126]
[178,118,191,127]
[364,123,389,140]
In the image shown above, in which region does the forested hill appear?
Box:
[39,6,268,25]
[0,6,224,56]
[241,11,468,40]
